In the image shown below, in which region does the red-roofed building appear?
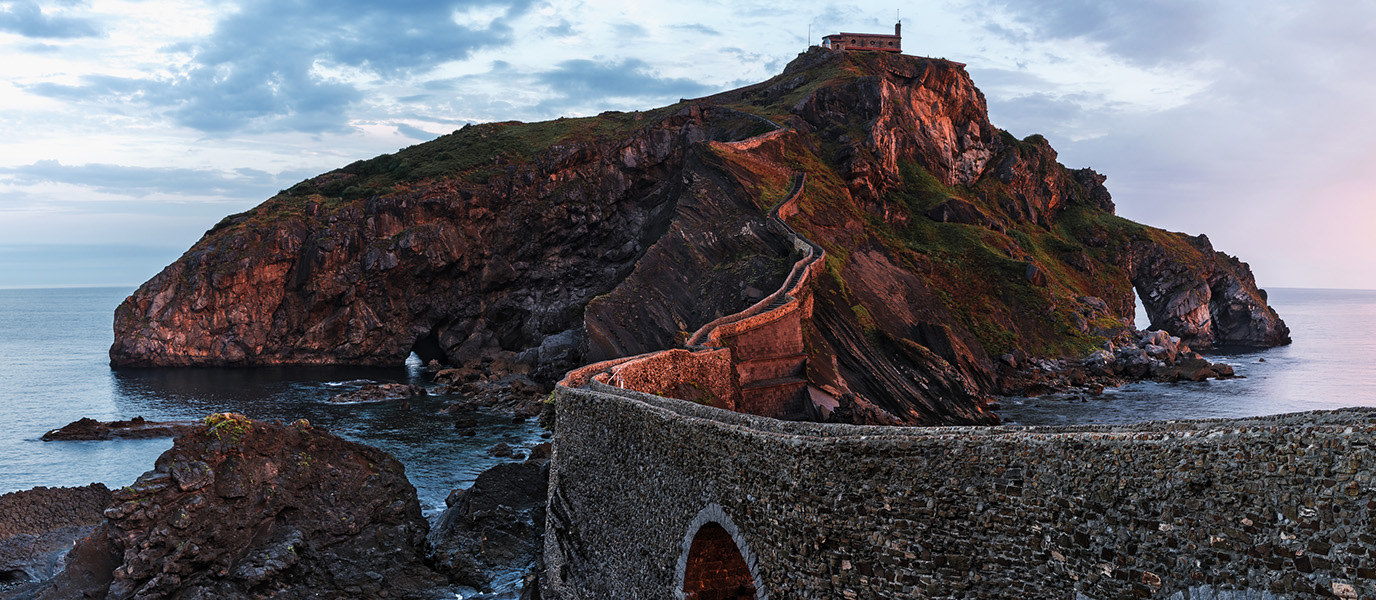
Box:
[822,22,901,53]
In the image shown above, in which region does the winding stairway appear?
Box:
[560,122,827,421]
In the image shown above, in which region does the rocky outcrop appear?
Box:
[110,106,777,376]
[429,459,548,593]
[40,417,198,441]
[326,382,425,403]
[581,148,792,361]
[1129,234,1291,348]
[34,414,446,600]
[0,485,111,593]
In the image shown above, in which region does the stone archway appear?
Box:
[674,504,766,600]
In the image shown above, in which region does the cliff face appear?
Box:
[112,49,1289,425]
[111,106,772,374]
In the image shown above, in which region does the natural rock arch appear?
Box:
[674,504,767,600]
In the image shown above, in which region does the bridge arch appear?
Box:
[674,504,767,600]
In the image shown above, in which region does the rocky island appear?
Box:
[110,48,1287,426]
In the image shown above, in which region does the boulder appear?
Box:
[429,461,549,592]
[33,414,445,600]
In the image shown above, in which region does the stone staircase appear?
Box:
[559,126,827,422]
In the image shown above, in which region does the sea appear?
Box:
[0,286,546,515]
[1,287,1375,501]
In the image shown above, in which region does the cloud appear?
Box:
[0,1,101,38]
[975,0,1213,66]
[22,0,533,134]
[0,160,317,198]
[613,22,647,38]
[541,18,574,36]
[535,58,715,111]
[669,23,720,36]
[395,123,443,141]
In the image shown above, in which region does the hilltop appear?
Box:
[109,48,1289,425]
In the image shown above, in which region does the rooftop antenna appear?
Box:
[808,23,811,46]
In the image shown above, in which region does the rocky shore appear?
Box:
[13,414,448,599]
[0,485,112,595]
[996,329,1240,402]
[4,412,551,600]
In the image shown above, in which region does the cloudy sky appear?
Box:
[0,0,1372,290]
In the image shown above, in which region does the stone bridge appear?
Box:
[545,387,1376,599]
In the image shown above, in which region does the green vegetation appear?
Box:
[204,412,254,448]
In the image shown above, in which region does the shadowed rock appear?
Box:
[0,485,111,595]
[31,414,446,600]
[41,417,198,441]
[430,458,549,593]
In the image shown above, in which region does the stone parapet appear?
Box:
[547,384,1376,599]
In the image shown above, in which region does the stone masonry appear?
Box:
[545,385,1376,600]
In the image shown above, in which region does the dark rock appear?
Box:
[489,442,515,458]
[327,382,425,403]
[429,461,549,592]
[1129,235,1290,348]
[536,329,580,368]
[434,366,483,384]
[1023,262,1047,287]
[32,414,445,600]
[0,485,111,592]
[825,393,904,426]
[527,442,552,462]
[41,417,198,442]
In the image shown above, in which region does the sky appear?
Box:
[0,0,1373,290]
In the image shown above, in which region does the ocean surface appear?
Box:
[999,287,1376,425]
[1,287,1374,504]
[0,286,545,515]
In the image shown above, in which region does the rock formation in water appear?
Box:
[40,417,199,441]
[110,48,1289,425]
[33,414,446,600]
[429,456,548,592]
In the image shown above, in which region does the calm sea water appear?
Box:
[0,286,544,514]
[1,287,1373,503]
[1000,287,1376,425]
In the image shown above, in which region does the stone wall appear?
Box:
[546,385,1376,600]
[607,347,740,411]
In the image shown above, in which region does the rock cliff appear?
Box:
[111,48,1288,424]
